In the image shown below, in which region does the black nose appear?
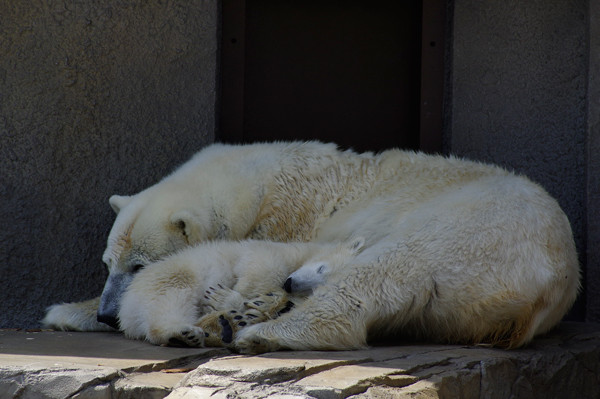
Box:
[283,277,292,293]
[97,314,119,330]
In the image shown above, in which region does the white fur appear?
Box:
[118,240,341,345]
[236,174,580,352]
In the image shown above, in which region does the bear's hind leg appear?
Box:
[234,286,369,354]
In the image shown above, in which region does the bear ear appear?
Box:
[109,195,133,214]
[169,210,204,243]
[347,236,366,255]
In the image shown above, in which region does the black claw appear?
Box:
[253,301,264,306]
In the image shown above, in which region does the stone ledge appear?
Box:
[1,322,598,398]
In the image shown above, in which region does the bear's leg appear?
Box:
[42,296,113,332]
[234,286,369,354]
[118,282,209,347]
[198,289,295,347]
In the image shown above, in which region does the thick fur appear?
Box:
[42,142,579,352]
[250,176,579,352]
[116,240,353,346]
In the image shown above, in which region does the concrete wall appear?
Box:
[448,0,589,319]
[0,1,218,328]
[587,0,600,322]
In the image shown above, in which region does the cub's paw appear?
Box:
[196,290,296,348]
[234,324,281,354]
[204,284,244,312]
[197,308,265,347]
[166,326,206,348]
[244,291,294,319]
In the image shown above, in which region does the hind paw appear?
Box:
[196,308,266,347]
[234,324,281,354]
[196,290,296,348]
[167,326,206,348]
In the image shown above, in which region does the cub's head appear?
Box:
[284,237,365,293]
[97,189,215,329]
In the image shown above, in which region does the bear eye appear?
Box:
[132,264,145,273]
[317,264,326,274]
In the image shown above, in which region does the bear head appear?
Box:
[96,189,217,329]
[284,236,365,293]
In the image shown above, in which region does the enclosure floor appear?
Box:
[1,322,598,398]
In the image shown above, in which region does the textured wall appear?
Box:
[0,1,218,328]
[587,0,600,322]
[449,0,588,319]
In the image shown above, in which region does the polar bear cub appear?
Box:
[117,239,362,346]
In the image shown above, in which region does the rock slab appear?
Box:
[1,323,599,399]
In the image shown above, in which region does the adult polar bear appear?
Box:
[42,141,580,350]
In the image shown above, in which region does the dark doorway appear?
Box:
[220,0,445,153]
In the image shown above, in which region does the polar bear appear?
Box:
[44,141,350,331]
[232,175,580,353]
[115,238,364,346]
[42,141,580,351]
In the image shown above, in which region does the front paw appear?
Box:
[204,284,244,311]
[42,300,114,332]
[234,325,281,354]
[244,291,293,318]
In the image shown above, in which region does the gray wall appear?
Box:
[587,0,600,322]
[0,1,218,328]
[447,0,590,319]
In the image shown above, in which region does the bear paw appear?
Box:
[196,291,294,347]
[204,284,243,312]
[167,326,206,348]
[234,325,281,354]
[196,308,263,347]
[243,291,294,318]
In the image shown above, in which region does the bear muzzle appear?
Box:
[283,277,293,293]
[97,313,119,330]
[98,272,134,330]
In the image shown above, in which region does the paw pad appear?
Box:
[196,289,297,347]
